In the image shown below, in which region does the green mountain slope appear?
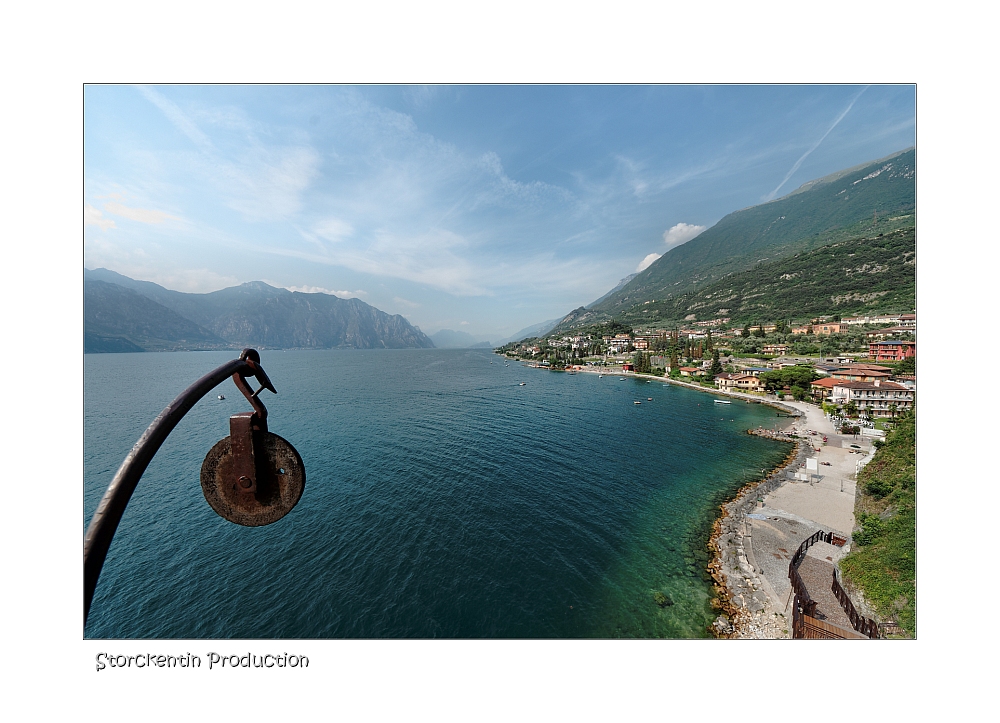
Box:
[617,227,915,326]
[561,147,915,332]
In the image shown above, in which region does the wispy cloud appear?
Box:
[103,201,178,224]
[765,86,870,201]
[84,204,115,230]
[136,85,319,221]
[135,85,214,151]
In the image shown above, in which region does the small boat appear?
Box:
[218,394,225,400]
[714,400,731,405]
[634,401,641,405]
[519,382,526,386]
[647,397,652,401]
[619,378,626,381]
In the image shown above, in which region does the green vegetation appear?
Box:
[839,411,916,636]
[757,365,817,400]
[549,149,915,335]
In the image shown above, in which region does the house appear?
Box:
[791,325,811,335]
[739,367,771,377]
[810,376,840,399]
[898,314,916,327]
[762,343,788,356]
[866,325,915,339]
[830,380,914,417]
[715,373,761,391]
[813,323,841,335]
[869,340,916,362]
[678,367,705,377]
[830,369,893,383]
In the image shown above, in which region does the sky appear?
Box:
[84,84,915,341]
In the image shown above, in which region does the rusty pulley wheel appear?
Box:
[200,431,305,526]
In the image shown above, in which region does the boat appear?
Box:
[714,400,731,405]
[217,395,225,400]
[647,397,652,401]
[519,382,526,386]
[634,401,641,405]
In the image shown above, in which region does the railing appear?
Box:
[832,568,880,639]
[789,530,878,639]
[788,530,828,618]
[792,597,868,640]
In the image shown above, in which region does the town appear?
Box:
[496,311,915,432]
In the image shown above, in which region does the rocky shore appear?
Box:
[707,424,810,639]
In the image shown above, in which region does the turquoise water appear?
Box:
[84,349,790,638]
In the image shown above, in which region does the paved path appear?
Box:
[736,399,869,635]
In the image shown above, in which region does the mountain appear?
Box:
[84,270,435,352]
[494,318,562,346]
[429,329,492,348]
[553,147,915,333]
[626,226,915,327]
[587,273,637,308]
[84,279,229,352]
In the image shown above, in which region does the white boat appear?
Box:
[519,382,526,386]
[634,401,641,405]
[714,399,731,404]
[218,395,225,400]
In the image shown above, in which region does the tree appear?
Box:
[710,348,723,376]
[741,324,751,338]
[752,326,766,338]
[705,330,714,353]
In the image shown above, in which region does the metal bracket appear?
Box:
[229,412,258,497]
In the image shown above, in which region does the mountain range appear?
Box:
[84,269,435,352]
[551,147,916,334]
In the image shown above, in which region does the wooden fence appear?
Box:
[789,530,880,639]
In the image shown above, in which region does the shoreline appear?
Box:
[513,358,809,637]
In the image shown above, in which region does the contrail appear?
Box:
[766,86,870,201]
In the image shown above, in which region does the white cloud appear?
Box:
[103,201,177,224]
[283,285,365,298]
[636,253,661,272]
[313,218,354,242]
[393,296,419,308]
[662,222,706,250]
[84,204,115,230]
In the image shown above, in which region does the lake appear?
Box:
[84,348,790,638]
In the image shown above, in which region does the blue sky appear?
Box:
[84,85,915,341]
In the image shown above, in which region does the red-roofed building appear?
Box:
[809,376,840,399]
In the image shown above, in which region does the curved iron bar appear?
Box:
[84,349,272,624]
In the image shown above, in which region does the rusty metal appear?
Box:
[84,348,303,625]
[200,430,305,526]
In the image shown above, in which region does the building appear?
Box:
[762,343,788,356]
[830,380,914,418]
[716,373,761,392]
[866,325,915,339]
[830,369,893,383]
[809,376,840,399]
[813,323,841,335]
[869,340,916,362]
[678,367,706,377]
[791,325,811,335]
